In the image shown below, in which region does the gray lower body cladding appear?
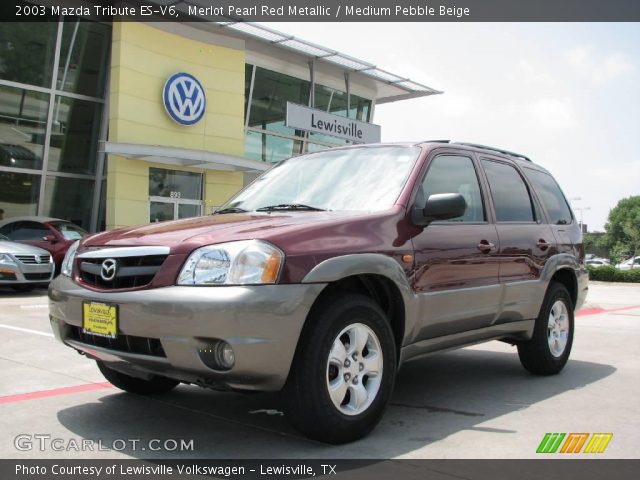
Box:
[48,275,326,391]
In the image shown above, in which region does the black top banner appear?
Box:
[3,0,640,22]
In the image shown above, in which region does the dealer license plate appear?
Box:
[82,301,118,338]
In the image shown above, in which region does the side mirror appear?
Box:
[412,193,467,226]
[43,234,58,243]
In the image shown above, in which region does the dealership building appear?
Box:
[0,17,439,232]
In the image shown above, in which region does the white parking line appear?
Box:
[19,304,49,309]
[0,324,54,338]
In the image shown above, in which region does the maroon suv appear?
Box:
[49,141,588,443]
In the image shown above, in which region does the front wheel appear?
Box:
[518,282,574,375]
[97,361,179,395]
[283,293,397,444]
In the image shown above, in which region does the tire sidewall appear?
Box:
[288,294,397,442]
[538,284,575,369]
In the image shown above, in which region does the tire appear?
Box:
[518,282,574,375]
[283,293,397,444]
[97,361,179,395]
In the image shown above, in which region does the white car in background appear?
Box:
[0,234,55,292]
[585,258,610,268]
[616,256,640,270]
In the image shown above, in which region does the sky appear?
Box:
[264,22,640,231]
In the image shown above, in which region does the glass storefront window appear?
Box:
[0,85,49,170]
[314,84,348,116]
[0,171,41,218]
[248,66,310,136]
[42,176,95,229]
[57,21,111,98]
[149,168,202,200]
[47,96,101,175]
[244,130,303,163]
[350,94,372,122]
[0,21,57,88]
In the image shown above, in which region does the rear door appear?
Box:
[411,152,501,340]
[479,158,556,322]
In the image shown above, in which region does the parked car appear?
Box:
[616,256,640,270]
[0,233,54,291]
[585,258,610,268]
[48,141,587,443]
[0,143,38,169]
[0,216,87,273]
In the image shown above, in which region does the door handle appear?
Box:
[477,240,496,253]
[537,239,551,251]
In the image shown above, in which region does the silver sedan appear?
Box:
[0,234,54,291]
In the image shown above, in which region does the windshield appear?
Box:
[224,146,421,213]
[51,222,87,240]
[0,234,8,241]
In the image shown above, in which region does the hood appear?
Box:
[0,240,50,255]
[82,211,366,255]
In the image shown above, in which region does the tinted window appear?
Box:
[50,222,87,240]
[421,155,485,222]
[482,160,534,222]
[5,221,50,241]
[524,168,573,225]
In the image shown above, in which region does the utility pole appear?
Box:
[570,197,591,233]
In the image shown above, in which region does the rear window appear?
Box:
[524,168,573,225]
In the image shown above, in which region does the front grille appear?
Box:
[68,326,166,357]
[23,272,52,281]
[79,254,167,289]
[15,254,51,264]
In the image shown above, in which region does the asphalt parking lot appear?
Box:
[0,281,638,459]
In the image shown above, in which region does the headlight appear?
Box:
[60,240,80,277]
[178,240,284,286]
[0,253,16,265]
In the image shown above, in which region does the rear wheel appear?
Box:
[283,293,397,444]
[97,361,179,395]
[518,282,574,375]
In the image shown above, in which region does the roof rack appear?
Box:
[454,142,532,162]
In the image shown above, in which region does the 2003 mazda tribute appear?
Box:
[49,141,587,443]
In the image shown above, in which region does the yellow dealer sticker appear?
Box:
[82,302,118,338]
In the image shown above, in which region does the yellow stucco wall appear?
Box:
[107,23,245,229]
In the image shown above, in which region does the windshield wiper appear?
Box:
[214,207,248,214]
[256,203,326,212]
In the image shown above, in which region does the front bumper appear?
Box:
[0,262,54,284]
[49,275,326,391]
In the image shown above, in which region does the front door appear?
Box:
[411,153,501,340]
[148,167,203,222]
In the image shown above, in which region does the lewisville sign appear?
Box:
[286,102,381,144]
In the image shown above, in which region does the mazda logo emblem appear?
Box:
[100,258,117,282]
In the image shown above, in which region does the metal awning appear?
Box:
[102,142,269,172]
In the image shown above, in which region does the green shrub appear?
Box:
[587,265,640,282]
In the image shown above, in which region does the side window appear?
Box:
[7,221,50,241]
[421,155,485,222]
[482,160,535,222]
[524,168,573,225]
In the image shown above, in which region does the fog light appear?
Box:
[198,340,235,371]
[220,343,235,369]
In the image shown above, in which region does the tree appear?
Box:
[603,196,640,262]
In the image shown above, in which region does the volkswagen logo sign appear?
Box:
[100,258,118,282]
[163,72,206,126]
